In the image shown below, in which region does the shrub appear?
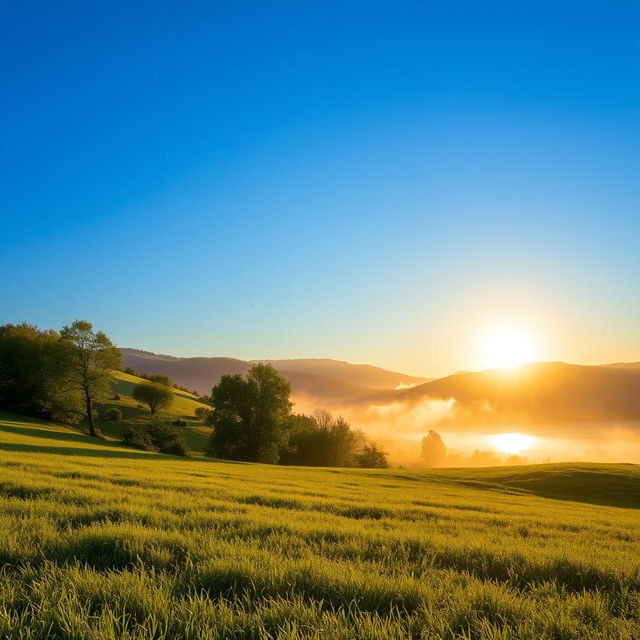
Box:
[104,408,122,422]
[194,407,211,422]
[112,393,121,401]
[172,419,188,427]
[120,423,188,455]
[120,427,154,450]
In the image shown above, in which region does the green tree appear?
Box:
[356,443,389,468]
[58,320,122,437]
[132,381,174,415]
[206,363,292,463]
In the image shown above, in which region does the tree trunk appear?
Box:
[85,388,97,437]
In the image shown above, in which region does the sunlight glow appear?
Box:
[481,324,537,369]
[490,432,537,455]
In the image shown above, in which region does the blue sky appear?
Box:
[1,1,638,376]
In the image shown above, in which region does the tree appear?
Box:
[357,443,389,468]
[132,381,174,415]
[58,320,122,437]
[148,374,172,387]
[206,363,292,463]
[420,430,447,467]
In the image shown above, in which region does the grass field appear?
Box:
[0,412,639,639]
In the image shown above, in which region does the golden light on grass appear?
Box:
[480,323,537,369]
[490,432,538,455]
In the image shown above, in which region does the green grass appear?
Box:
[91,371,211,453]
[0,412,639,639]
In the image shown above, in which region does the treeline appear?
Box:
[0,321,121,436]
[204,363,388,468]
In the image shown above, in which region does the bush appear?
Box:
[120,422,189,456]
[194,407,211,422]
[172,419,188,426]
[112,393,121,401]
[120,427,154,451]
[104,407,122,422]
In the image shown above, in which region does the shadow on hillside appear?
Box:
[0,423,154,460]
[446,473,640,510]
[0,441,161,460]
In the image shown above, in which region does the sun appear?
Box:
[480,324,536,369]
[490,432,537,455]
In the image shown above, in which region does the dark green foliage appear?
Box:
[132,382,174,415]
[120,426,154,450]
[148,374,172,387]
[124,366,136,375]
[120,422,189,456]
[0,323,83,423]
[171,418,187,426]
[206,363,292,463]
[104,407,122,422]
[357,443,390,468]
[280,410,362,467]
[194,407,211,422]
[145,421,189,456]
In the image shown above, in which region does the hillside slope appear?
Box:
[380,361,640,426]
[93,371,212,452]
[0,412,638,639]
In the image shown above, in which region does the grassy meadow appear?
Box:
[0,411,639,639]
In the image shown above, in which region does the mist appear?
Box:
[291,392,640,468]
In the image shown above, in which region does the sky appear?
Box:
[1,1,639,377]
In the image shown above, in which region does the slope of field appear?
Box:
[0,412,639,639]
[94,371,211,453]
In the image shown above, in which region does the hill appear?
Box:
[0,412,638,638]
[93,371,212,452]
[121,348,429,402]
[380,361,640,427]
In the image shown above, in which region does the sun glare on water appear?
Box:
[490,432,537,455]
[481,324,537,369]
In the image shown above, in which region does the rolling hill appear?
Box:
[121,348,429,402]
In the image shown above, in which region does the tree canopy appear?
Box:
[58,320,122,436]
[133,381,174,415]
[206,363,292,463]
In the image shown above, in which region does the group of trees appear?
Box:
[205,364,388,468]
[0,321,121,436]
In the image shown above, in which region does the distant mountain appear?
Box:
[120,349,428,403]
[377,361,640,426]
